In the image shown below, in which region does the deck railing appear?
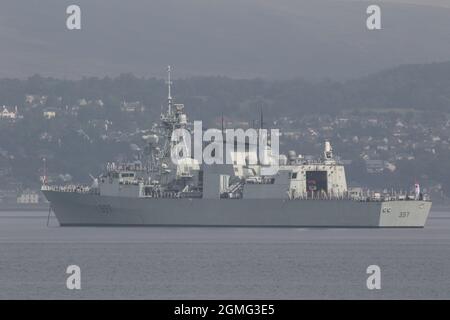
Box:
[41,184,99,194]
[41,184,430,202]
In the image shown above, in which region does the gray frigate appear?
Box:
[42,67,432,227]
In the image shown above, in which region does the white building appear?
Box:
[17,191,39,204]
[0,106,18,119]
[43,109,57,119]
[121,101,145,112]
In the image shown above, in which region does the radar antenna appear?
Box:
[324,140,334,163]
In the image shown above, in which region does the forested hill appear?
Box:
[1,61,450,123]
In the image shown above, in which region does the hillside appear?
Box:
[1,61,450,121]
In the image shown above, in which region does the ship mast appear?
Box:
[159,65,179,173]
[167,65,173,115]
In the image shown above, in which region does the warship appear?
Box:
[42,67,431,227]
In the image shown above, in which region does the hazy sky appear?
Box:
[380,0,450,8]
[1,0,449,80]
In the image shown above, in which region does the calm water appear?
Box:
[0,210,449,299]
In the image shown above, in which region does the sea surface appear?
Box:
[0,210,449,299]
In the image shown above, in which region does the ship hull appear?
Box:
[42,191,431,228]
